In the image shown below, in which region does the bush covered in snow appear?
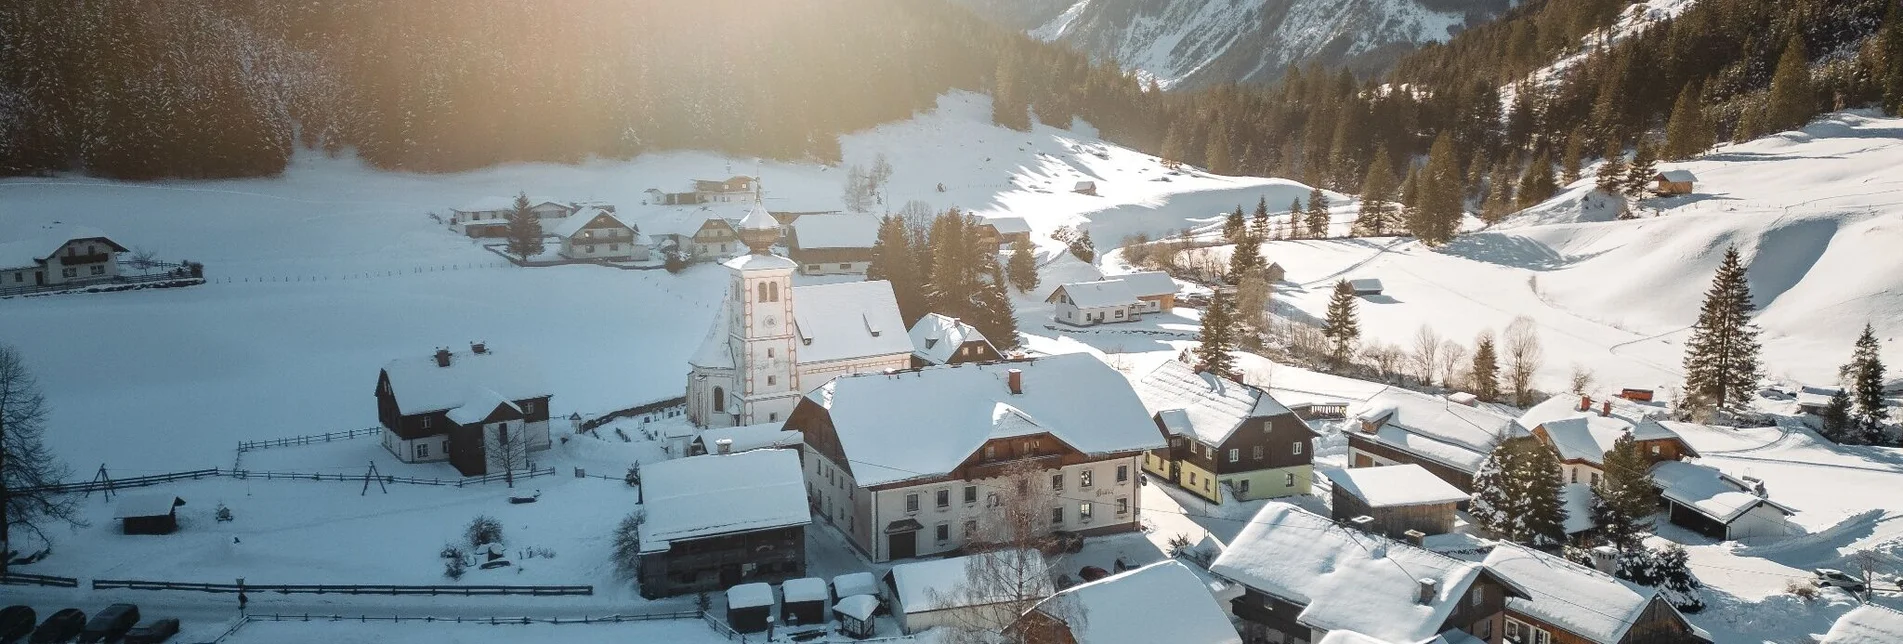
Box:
[465,515,504,549]
[612,510,645,578]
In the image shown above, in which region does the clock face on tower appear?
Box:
[764,315,777,328]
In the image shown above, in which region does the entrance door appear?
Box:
[888,531,917,560]
[719,564,741,587]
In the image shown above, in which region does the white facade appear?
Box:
[383,431,451,463]
[2,238,124,288]
[798,260,870,276]
[1052,296,1137,326]
[689,257,802,427]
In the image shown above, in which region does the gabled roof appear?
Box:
[1210,502,1487,643]
[380,348,549,417]
[791,280,913,364]
[908,313,995,365]
[452,195,563,213]
[0,226,123,270]
[1322,465,1468,508]
[637,448,809,553]
[113,494,182,519]
[1650,460,1795,523]
[1482,543,1705,644]
[689,302,735,370]
[1109,271,1177,298]
[1350,388,1526,472]
[696,422,802,453]
[1821,604,1903,644]
[550,207,635,238]
[1134,360,1292,446]
[981,215,1032,235]
[790,213,880,250]
[805,353,1164,487]
[1349,278,1384,293]
[1656,170,1697,183]
[444,389,523,425]
[1048,279,1140,309]
[1795,385,1842,407]
[890,550,1051,614]
[1025,560,1241,644]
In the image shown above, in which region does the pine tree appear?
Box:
[1591,434,1658,552]
[1227,230,1263,285]
[1233,270,1271,348]
[1682,246,1763,411]
[1305,186,1331,239]
[1847,323,1889,438]
[1822,388,1855,443]
[927,210,979,319]
[1521,442,1570,547]
[991,53,1031,132]
[1224,206,1247,243]
[504,192,545,261]
[1195,290,1239,380]
[1516,150,1559,209]
[1006,239,1039,292]
[1288,198,1306,239]
[869,215,927,325]
[1356,146,1397,236]
[1323,280,1360,366]
[1882,1,1903,116]
[1472,334,1501,402]
[1623,139,1659,198]
[1480,161,1517,224]
[1252,196,1271,237]
[1205,121,1234,174]
[1561,130,1586,184]
[1764,36,1815,134]
[1159,122,1189,169]
[1663,82,1715,161]
[972,266,1020,351]
[1594,142,1627,195]
[1471,437,1567,546]
[1469,443,1518,537]
[1412,133,1464,245]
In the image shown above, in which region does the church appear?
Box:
[686,201,914,428]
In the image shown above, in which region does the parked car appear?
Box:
[30,609,85,644]
[1813,568,1868,593]
[122,619,178,644]
[78,604,139,643]
[0,606,36,643]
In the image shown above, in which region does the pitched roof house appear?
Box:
[1481,543,1710,644]
[1212,502,1518,644]
[1653,170,1698,195]
[552,207,647,261]
[1648,460,1796,540]
[784,353,1163,561]
[1521,394,1698,489]
[636,448,809,597]
[888,550,1052,634]
[1011,560,1242,644]
[1134,360,1316,503]
[787,213,880,275]
[0,226,128,289]
[1345,388,1527,493]
[1322,464,1468,539]
[976,215,1033,247]
[907,313,1001,367]
[1820,604,1903,644]
[1046,271,1177,325]
[375,344,552,476]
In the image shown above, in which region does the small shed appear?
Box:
[114,495,184,535]
[1445,392,1478,407]
[1347,278,1383,296]
[1264,262,1286,283]
[781,577,830,626]
[835,594,880,639]
[1653,170,1697,195]
[1618,388,1656,402]
[1322,465,1466,538]
[832,571,881,606]
[1795,385,1843,416]
[726,582,775,633]
[1073,181,1097,196]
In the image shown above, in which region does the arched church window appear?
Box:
[757,282,768,303]
[713,387,726,413]
[769,282,780,302]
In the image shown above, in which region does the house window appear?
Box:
[1471,587,1483,607]
[1228,449,1239,463]
[1051,507,1064,525]
[1590,472,1602,487]
[712,387,726,413]
[422,417,432,429]
[769,282,780,302]
[964,486,978,504]
[609,244,619,251]
[769,412,778,422]
[62,267,77,278]
[497,424,509,444]
[935,524,949,543]
[757,282,768,302]
[985,445,996,459]
[767,348,774,358]
[415,444,429,459]
[987,492,1000,507]
[90,265,105,275]
[11,273,19,282]
[1650,445,1661,455]
[1478,618,1492,639]
[838,263,850,270]
[905,493,919,513]
[806,264,820,272]
[936,490,950,509]
[1252,445,1263,460]
[1239,479,1251,495]
[1079,502,1093,521]
[1116,465,1128,482]
[1051,474,1064,491]
[1284,472,1295,487]
[767,375,776,386]
[1114,309,1124,318]
[1080,470,1093,488]
[586,245,596,254]
[1116,497,1129,514]
[1570,469,1579,483]
[1188,472,1197,485]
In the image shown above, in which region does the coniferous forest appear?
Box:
[2,0,1899,192]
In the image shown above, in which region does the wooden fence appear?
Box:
[17,466,554,495]
[15,468,222,494]
[237,427,382,452]
[1,571,81,588]
[92,579,592,596]
[581,396,687,431]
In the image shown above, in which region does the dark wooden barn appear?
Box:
[114,495,185,535]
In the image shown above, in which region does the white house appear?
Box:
[552,207,647,261]
[783,353,1164,562]
[374,343,553,476]
[447,196,571,237]
[690,421,802,456]
[1046,272,1177,326]
[685,203,913,428]
[787,213,880,275]
[888,550,1053,634]
[906,313,1000,367]
[1011,560,1242,644]
[0,227,128,289]
[1649,460,1797,541]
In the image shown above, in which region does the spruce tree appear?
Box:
[1822,388,1855,443]
[1591,434,1658,552]
[972,266,1020,350]
[1521,442,1570,547]
[1682,246,1763,411]
[1356,146,1397,237]
[1561,130,1585,184]
[1623,139,1659,198]
[1764,36,1815,134]
[1594,142,1627,195]
[1253,196,1271,237]
[1472,334,1502,402]
[1412,133,1464,246]
[1205,122,1234,175]
[1006,239,1039,292]
[1883,0,1903,116]
[1663,82,1715,161]
[1224,205,1247,243]
[1323,280,1360,367]
[1469,443,1518,538]
[1516,150,1559,209]
[1471,437,1567,547]
[1288,198,1305,239]
[1305,186,1331,239]
[1195,290,1240,380]
[1480,161,1517,224]
[1227,230,1263,285]
[504,192,545,261]
[1847,323,1889,438]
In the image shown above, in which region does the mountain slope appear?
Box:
[960,0,1508,89]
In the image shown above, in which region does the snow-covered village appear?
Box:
[3,1,1903,644]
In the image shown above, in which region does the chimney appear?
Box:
[471,341,487,355]
[1359,418,1379,434]
[924,334,939,349]
[1600,400,1612,417]
[434,347,452,368]
[1417,578,1439,605]
[1403,529,1427,547]
[716,438,734,455]
[1349,515,1375,532]
[1007,369,1023,395]
[1577,395,1591,412]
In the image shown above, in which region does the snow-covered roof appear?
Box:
[1537,417,1641,465]
[1210,503,1486,643]
[696,422,802,454]
[1649,460,1794,523]
[1353,388,1525,458]
[1109,271,1177,298]
[738,201,778,231]
[1134,360,1292,446]
[1657,170,1698,183]
[1348,278,1384,293]
[1795,385,1842,407]
[727,582,775,609]
[689,302,735,370]
[835,594,880,621]
[0,225,118,270]
[791,280,913,365]
[444,388,522,425]
[791,214,880,250]
[380,348,549,416]
[113,494,181,519]
[1322,465,1468,508]
[549,207,635,238]
[453,195,562,213]
[1026,560,1241,644]
[723,253,799,271]
[1050,279,1140,309]
[1562,483,1596,534]
[636,448,809,553]
[1821,604,1903,644]
[783,577,829,603]
[832,572,879,599]
[890,550,1051,614]
[908,313,994,365]
[1482,543,1679,644]
[807,353,1163,487]
[982,215,1032,235]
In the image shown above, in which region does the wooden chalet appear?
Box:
[1322,464,1467,539]
[553,207,646,261]
[1522,394,1697,488]
[1484,543,1711,644]
[787,213,879,275]
[1134,360,1316,503]
[1072,181,1097,196]
[636,448,809,598]
[1653,170,1697,196]
[114,494,185,535]
[1009,560,1241,644]
[976,216,1033,248]
[906,313,1001,367]
[1345,388,1528,494]
[375,343,552,476]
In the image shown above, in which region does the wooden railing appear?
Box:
[237,427,383,452]
[17,466,554,494]
[1,571,81,588]
[92,579,592,596]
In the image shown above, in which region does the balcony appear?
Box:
[59,252,110,266]
[966,454,1063,481]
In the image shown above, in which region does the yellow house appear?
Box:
[1134,360,1318,504]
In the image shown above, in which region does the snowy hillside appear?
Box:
[962,0,1504,89]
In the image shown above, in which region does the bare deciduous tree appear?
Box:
[1233,270,1272,349]
[1364,343,1404,381]
[935,460,1062,644]
[1503,316,1544,407]
[485,425,531,488]
[2,343,82,574]
[1569,363,1596,395]
[1411,325,1442,386]
[1438,339,1469,391]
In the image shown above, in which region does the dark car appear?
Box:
[121,619,178,644]
[1,606,35,643]
[29,609,84,644]
[77,604,138,644]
